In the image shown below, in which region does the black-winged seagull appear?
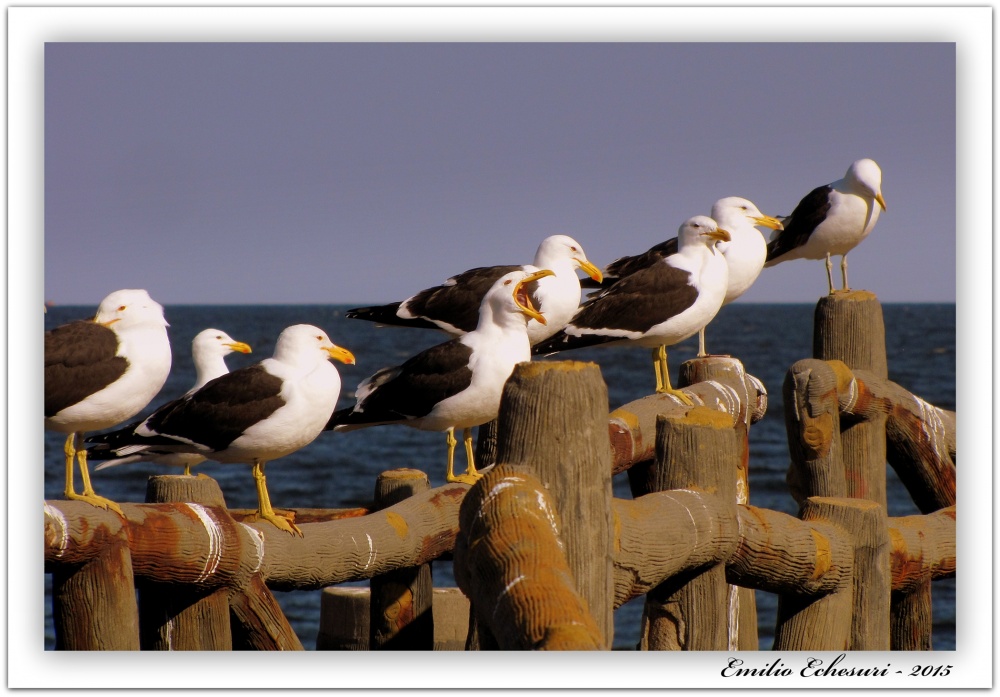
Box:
[329,268,554,484]
[87,324,354,536]
[45,289,172,515]
[765,158,886,293]
[533,216,731,404]
[90,328,252,476]
[345,235,601,344]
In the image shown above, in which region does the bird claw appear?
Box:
[66,492,125,517]
[446,471,483,486]
[656,387,695,406]
[246,509,303,536]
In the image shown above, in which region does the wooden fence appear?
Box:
[43,290,955,650]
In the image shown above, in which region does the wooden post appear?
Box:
[679,356,758,650]
[813,291,888,506]
[316,587,370,650]
[494,360,614,646]
[774,496,889,650]
[52,535,140,650]
[229,575,304,650]
[369,468,434,650]
[891,583,932,651]
[139,475,232,650]
[783,359,848,503]
[636,408,738,650]
[474,419,499,470]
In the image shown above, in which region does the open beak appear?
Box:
[326,345,356,365]
[876,193,887,211]
[576,259,604,283]
[753,214,784,231]
[226,341,253,354]
[704,227,732,243]
[514,269,556,325]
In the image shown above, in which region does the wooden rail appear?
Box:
[44,291,955,650]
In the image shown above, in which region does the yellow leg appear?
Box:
[248,460,302,536]
[654,347,694,406]
[183,463,192,477]
[651,347,665,392]
[825,253,835,294]
[445,427,480,485]
[63,432,124,516]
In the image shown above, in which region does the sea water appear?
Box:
[43,302,956,650]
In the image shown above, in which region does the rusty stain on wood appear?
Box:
[385,511,408,539]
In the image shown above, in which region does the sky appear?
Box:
[42,40,957,306]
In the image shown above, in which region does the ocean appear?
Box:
[43,302,956,651]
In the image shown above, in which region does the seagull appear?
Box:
[765,158,887,293]
[91,329,252,476]
[582,197,783,356]
[329,268,554,484]
[533,216,731,404]
[45,289,172,515]
[87,325,355,536]
[345,235,602,344]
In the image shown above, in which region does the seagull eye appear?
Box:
[216,335,223,340]
[117,305,127,311]
[503,279,512,286]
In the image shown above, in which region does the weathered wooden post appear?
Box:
[369,468,434,650]
[774,496,889,650]
[813,290,888,506]
[635,408,738,650]
[679,356,760,650]
[49,503,140,650]
[493,360,615,645]
[139,475,233,650]
[783,359,848,503]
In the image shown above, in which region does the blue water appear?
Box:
[43,302,956,650]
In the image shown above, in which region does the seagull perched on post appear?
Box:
[345,235,601,345]
[329,268,554,484]
[90,328,252,476]
[533,216,731,404]
[765,158,886,293]
[87,325,355,536]
[583,197,783,356]
[45,289,172,515]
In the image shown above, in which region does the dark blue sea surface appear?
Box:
[43,302,956,651]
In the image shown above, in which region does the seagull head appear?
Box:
[273,324,355,366]
[482,268,556,329]
[93,289,169,329]
[192,328,252,360]
[533,234,603,284]
[711,197,784,232]
[845,158,887,211]
[677,215,731,250]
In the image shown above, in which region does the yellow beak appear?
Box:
[705,227,732,243]
[326,345,356,365]
[96,318,120,328]
[515,269,556,325]
[576,259,604,283]
[226,341,253,354]
[876,193,887,211]
[753,214,784,231]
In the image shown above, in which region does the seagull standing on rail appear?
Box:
[90,328,252,476]
[87,325,355,536]
[765,158,886,293]
[329,268,554,484]
[345,235,601,345]
[533,216,731,403]
[45,289,172,514]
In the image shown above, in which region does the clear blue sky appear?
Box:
[44,41,955,305]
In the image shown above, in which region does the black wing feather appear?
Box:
[766,184,832,261]
[45,321,127,417]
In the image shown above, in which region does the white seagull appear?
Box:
[584,197,783,356]
[345,235,602,344]
[91,328,252,476]
[45,289,172,514]
[533,216,731,404]
[87,325,355,536]
[765,158,887,293]
[329,268,554,484]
